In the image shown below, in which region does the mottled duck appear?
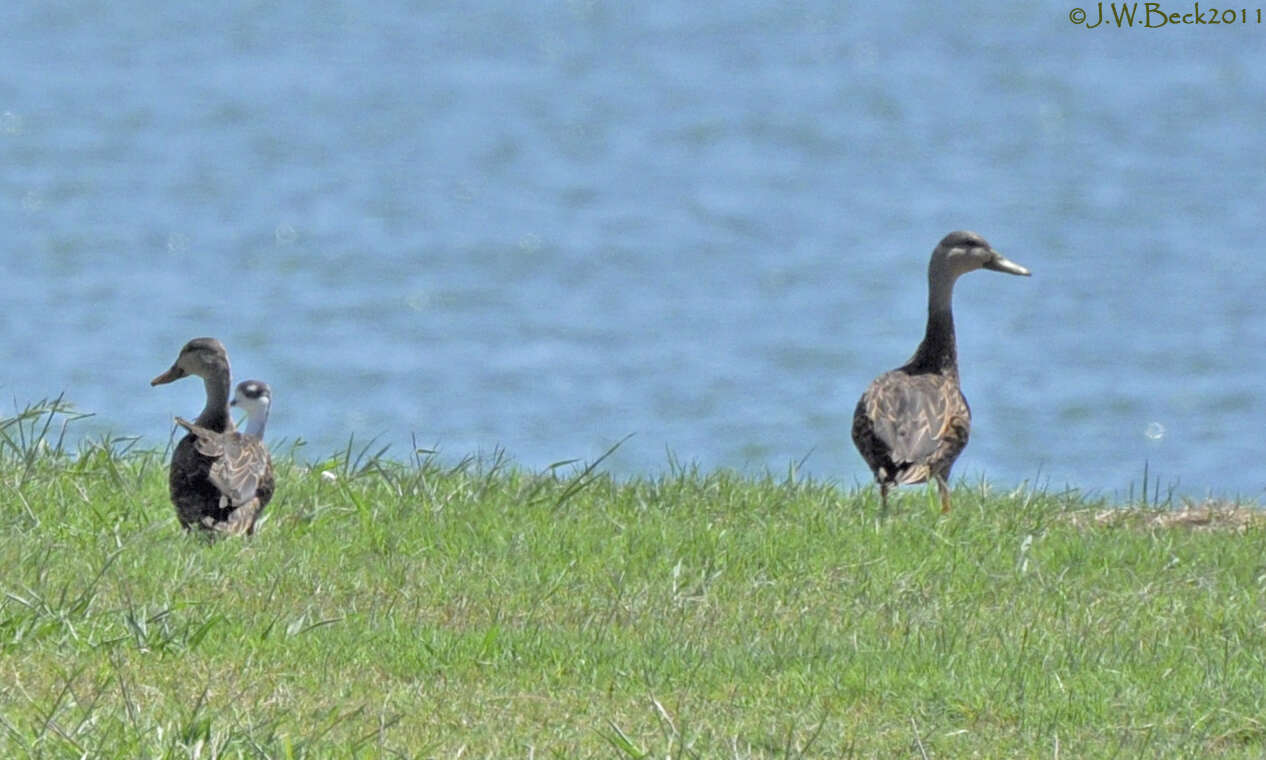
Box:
[151,339,275,535]
[851,231,1030,514]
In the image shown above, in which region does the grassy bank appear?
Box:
[1,401,1265,757]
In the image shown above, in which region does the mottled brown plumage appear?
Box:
[174,413,274,535]
[852,231,1029,513]
[151,339,274,535]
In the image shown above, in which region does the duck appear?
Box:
[851,231,1030,514]
[151,339,275,535]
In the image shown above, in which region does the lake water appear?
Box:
[2,2,1263,500]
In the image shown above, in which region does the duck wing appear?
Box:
[855,371,970,483]
[174,417,272,508]
[208,434,271,508]
[175,417,226,459]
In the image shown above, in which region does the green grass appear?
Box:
[2,400,1265,757]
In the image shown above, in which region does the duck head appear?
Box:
[151,337,231,386]
[931,230,1030,281]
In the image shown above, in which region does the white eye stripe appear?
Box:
[234,381,272,400]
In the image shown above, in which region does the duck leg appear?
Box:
[879,482,890,516]
[936,476,951,514]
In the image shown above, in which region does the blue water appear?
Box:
[2,2,1263,500]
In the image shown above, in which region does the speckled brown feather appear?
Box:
[852,368,970,488]
[175,417,275,535]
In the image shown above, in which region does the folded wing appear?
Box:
[854,371,970,485]
[175,417,274,531]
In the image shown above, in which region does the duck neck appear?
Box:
[194,372,234,432]
[242,405,269,439]
[905,271,959,374]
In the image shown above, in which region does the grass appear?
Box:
[1,401,1265,757]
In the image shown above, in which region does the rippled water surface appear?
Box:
[2,3,1263,499]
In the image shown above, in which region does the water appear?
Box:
[2,2,1263,500]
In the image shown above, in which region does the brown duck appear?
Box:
[851,231,1029,514]
[151,339,275,535]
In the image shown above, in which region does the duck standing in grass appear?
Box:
[851,231,1030,514]
[151,339,275,535]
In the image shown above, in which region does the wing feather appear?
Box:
[173,417,274,528]
[853,370,970,484]
[207,435,272,508]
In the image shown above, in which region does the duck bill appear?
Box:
[150,364,186,386]
[984,252,1031,277]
